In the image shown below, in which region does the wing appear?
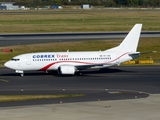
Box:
[74,63,115,70]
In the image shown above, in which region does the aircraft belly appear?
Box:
[91,65,111,69]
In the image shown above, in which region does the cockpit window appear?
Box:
[11,58,20,61]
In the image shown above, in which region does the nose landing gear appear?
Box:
[20,73,24,77]
[15,70,24,77]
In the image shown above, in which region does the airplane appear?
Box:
[4,24,142,76]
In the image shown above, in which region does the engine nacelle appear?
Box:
[59,66,76,75]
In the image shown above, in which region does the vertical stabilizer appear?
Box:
[106,24,142,52]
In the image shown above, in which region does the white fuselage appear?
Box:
[4,51,134,71]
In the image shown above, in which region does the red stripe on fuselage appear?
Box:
[39,52,129,71]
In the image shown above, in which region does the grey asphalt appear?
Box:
[0,32,160,47]
[1,66,160,120]
[0,66,160,107]
[1,95,160,120]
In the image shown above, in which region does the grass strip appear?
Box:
[0,9,160,33]
[0,94,85,102]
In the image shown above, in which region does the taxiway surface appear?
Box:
[0,66,160,120]
[0,66,160,107]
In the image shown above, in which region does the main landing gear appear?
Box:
[76,72,83,76]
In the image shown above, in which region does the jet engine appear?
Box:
[59,66,76,75]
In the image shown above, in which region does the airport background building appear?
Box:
[0,2,19,10]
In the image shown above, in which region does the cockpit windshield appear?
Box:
[11,58,20,61]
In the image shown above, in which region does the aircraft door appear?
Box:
[26,55,31,65]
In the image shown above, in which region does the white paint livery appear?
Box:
[4,24,142,76]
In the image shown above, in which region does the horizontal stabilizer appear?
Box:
[129,51,157,55]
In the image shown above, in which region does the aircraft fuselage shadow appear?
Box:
[0,67,136,77]
[82,67,136,75]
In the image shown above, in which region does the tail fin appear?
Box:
[106,24,142,52]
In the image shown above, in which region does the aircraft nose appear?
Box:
[4,61,10,68]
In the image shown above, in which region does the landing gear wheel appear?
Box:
[77,72,83,76]
[79,72,83,76]
[20,73,24,77]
